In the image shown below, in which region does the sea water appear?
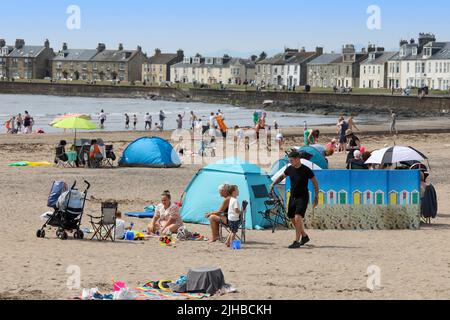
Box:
[0,93,367,133]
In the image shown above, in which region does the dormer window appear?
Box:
[206,58,213,65]
[183,57,191,64]
[369,53,375,60]
[400,48,405,57]
[424,47,432,57]
[216,58,223,65]
[412,48,417,56]
[193,57,201,64]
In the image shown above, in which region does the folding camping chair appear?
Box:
[88,201,118,241]
[219,200,248,244]
[102,145,116,167]
[55,146,72,168]
[259,193,292,233]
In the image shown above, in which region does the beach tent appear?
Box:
[298,146,328,169]
[269,146,327,177]
[180,158,277,229]
[118,137,181,168]
[269,158,289,177]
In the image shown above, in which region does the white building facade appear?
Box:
[360,50,396,89]
[387,33,450,90]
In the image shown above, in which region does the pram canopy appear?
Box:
[47,181,68,208]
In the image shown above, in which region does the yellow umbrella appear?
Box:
[52,116,98,142]
[49,113,91,125]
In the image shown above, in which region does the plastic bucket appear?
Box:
[232,240,241,250]
[113,281,126,292]
[125,231,135,241]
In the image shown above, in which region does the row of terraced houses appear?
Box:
[0,32,449,90]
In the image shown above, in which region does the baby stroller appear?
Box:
[36,180,91,240]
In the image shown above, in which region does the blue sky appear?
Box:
[1,0,449,57]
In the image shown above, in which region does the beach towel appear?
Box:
[8,161,52,167]
[132,287,210,300]
[125,212,155,218]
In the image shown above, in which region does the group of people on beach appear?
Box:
[123,110,166,132]
[4,111,35,134]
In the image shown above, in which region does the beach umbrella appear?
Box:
[49,113,91,125]
[51,116,98,142]
[271,160,322,185]
[365,146,427,165]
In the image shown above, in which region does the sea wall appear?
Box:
[0,82,449,117]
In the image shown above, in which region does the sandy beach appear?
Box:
[1,120,450,300]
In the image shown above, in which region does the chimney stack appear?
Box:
[62,42,68,51]
[177,49,184,59]
[315,47,324,55]
[97,43,106,53]
[300,46,306,53]
[44,39,50,48]
[118,43,124,51]
[15,39,25,49]
[155,48,161,56]
[0,39,5,48]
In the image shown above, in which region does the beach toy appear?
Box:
[113,281,126,292]
[125,231,135,241]
[360,147,366,154]
[232,240,241,250]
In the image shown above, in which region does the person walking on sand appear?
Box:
[16,113,23,132]
[23,111,31,134]
[133,114,138,130]
[270,150,319,249]
[390,110,398,135]
[337,116,349,152]
[190,111,197,131]
[348,115,359,132]
[144,113,152,130]
[159,110,166,131]
[124,113,130,129]
[99,109,106,129]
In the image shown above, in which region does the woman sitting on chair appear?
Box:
[54,140,68,164]
[205,184,232,242]
[147,191,183,235]
[89,139,103,168]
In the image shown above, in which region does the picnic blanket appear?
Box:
[125,212,155,218]
[132,287,210,300]
[125,205,155,218]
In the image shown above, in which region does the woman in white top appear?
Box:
[147,191,183,235]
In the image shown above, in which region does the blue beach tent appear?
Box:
[269,145,328,177]
[298,146,328,169]
[118,137,181,168]
[180,158,277,229]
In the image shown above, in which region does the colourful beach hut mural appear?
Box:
[364,190,374,205]
[284,170,421,230]
[353,191,362,205]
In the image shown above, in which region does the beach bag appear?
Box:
[47,181,68,208]
[177,226,193,241]
[57,189,85,215]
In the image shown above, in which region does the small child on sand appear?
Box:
[114,211,131,240]
[226,185,243,248]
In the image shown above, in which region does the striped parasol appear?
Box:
[364,146,428,165]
